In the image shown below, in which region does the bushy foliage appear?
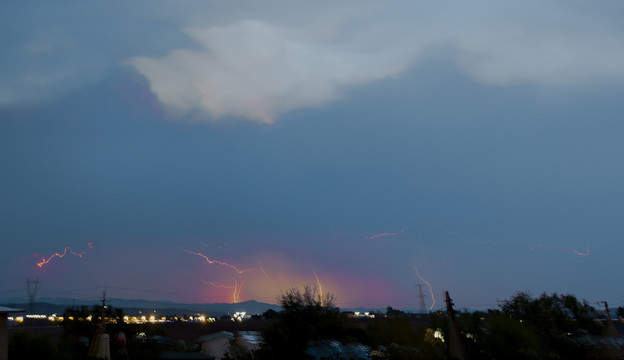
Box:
[259,284,353,359]
[440,292,609,360]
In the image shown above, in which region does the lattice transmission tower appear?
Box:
[26,277,40,314]
[414,283,427,312]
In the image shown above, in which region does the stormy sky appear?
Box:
[1,1,623,310]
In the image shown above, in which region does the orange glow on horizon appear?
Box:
[203,278,245,303]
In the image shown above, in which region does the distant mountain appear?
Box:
[1,297,281,316]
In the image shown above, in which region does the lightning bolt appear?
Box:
[412,263,435,310]
[366,231,403,240]
[179,247,252,274]
[203,278,244,303]
[257,258,271,280]
[36,247,87,268]
[87,242,94,249]
[313,271,324,305]
[562,246,590,256]
[530,244,590,256]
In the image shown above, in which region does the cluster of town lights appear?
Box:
[8,313,218,325]
[231,312,247,322]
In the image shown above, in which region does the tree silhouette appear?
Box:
[259,284,350,359]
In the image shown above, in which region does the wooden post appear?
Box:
[444,291,465,360]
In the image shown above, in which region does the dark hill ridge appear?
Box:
[1,297,281,317]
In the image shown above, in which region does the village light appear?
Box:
[232,312,246,322]
[434,329,445,342]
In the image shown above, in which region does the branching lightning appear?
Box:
[313,270,324,305]
[179,247,252,274]
[412,263,435,310]
[203,278,244,303]
[183,246,252,303]
[36,247,87,268]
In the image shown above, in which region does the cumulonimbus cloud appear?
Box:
[127,19,426,124]
[4,2,624,117]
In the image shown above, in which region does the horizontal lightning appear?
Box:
[366,232,400,240]
[179,247,252,274]
[562,246,590,256]
[36,247,86,268]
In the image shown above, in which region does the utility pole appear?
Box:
[415,284,426,312]
[100,288,107,328]
[444,291,465,360]
[25,277,40,314]
[88,288,111,360]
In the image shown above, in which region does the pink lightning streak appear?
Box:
[562,246,590,256]
[412,263,435,310]
[36,247,87,268]
[366,232,400,240]
[179,247,252,274]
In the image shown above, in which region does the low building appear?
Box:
[0,306,24,360]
